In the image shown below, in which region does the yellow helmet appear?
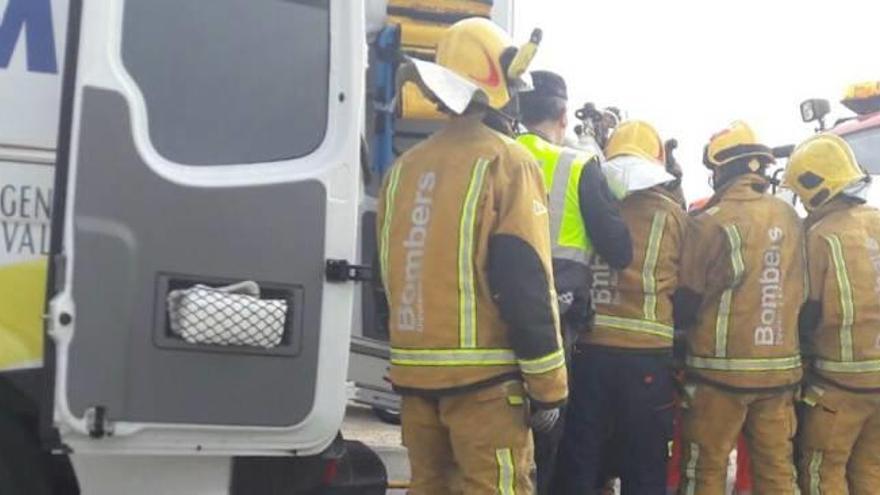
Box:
[784,133,868,211]
[604,120,665,165]
[703,121,775,169]
[436,18,535,110]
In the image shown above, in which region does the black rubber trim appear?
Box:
[40,0,84,453]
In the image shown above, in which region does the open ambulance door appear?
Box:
[45,0,364,456]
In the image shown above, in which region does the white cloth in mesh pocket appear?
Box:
[167,281,287,349]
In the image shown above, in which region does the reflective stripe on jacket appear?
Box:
[805,201,880,389]
[378,113,567,403]
[583,188,686,349]
[679,175,804,389]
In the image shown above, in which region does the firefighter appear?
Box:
[675,121,804,495]
[784,134,880,495]
[378,19,567,494]
[515,70,633,495]
[553,120,685,494]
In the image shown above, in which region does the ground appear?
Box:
[341,403,739,494]
[342,404,408,494]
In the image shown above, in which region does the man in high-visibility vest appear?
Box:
[675,121,804,495]
[515,70,632,495]
[550,120,685,494]
[785,133,880,494]
[379,19,568,494]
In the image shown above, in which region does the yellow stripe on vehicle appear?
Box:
[390,347,516,367]
[518,349,566,375]
[380,165,403,293]
[458,159,490,349]
[687,354,802,372]
[642,211,667,321]
[825,235,854,362]
[594,314,674,339]
[715,225,744,358]
[496,448,515,495]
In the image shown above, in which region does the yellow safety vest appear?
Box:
[516,133,593,266]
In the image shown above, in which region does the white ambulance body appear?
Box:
[0,0,515,493]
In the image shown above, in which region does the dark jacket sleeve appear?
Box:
[487,150,568,407]
[578,157,633,269]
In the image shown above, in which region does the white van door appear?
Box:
[47,0,364,456]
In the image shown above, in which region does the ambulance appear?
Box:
[0,0,513,492]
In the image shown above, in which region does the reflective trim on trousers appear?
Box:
[809,451,823,495]
[684,442,699,495]
[458,158,491,349]
[496,448,515,495]
[594,314,674,339]
[824,235,855,362]
[815,358,880,373]
[715,225,744,358]
[518,348,566,375]
[380,165,403,293]
[686,354,802,371]
[390,347,516,367]
[642,211,668,321]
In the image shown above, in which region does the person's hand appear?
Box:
[529,407,560,433]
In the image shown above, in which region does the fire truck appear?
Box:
[796,81,880,204]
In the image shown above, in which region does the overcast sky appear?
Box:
[515,0,878,201]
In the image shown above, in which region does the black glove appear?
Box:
[529,407,560,433]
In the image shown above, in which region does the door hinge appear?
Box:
[325,259,372,283]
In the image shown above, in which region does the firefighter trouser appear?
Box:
[533,404,565,495]
[679,383,798,495]
[798,382,880,495]
[401,380,533,495]
[555,346,675,495]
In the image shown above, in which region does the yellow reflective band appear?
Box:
[380,165,403,293]
[825,235,854,362]
[507,395,524,406]
[809,451,823,495]
[815,358,880,373]
[686,354,802,372]
[390,348,516,367]
[715,225,744,358]
[642,211,667,321]
[459,158,490,349]
[684,442,699,495]
[715,289,733,357]
[518,349,566,375]
[594,314,674,339]
[496,448,515,495]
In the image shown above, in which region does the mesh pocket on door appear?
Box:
[167,282,287,349]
